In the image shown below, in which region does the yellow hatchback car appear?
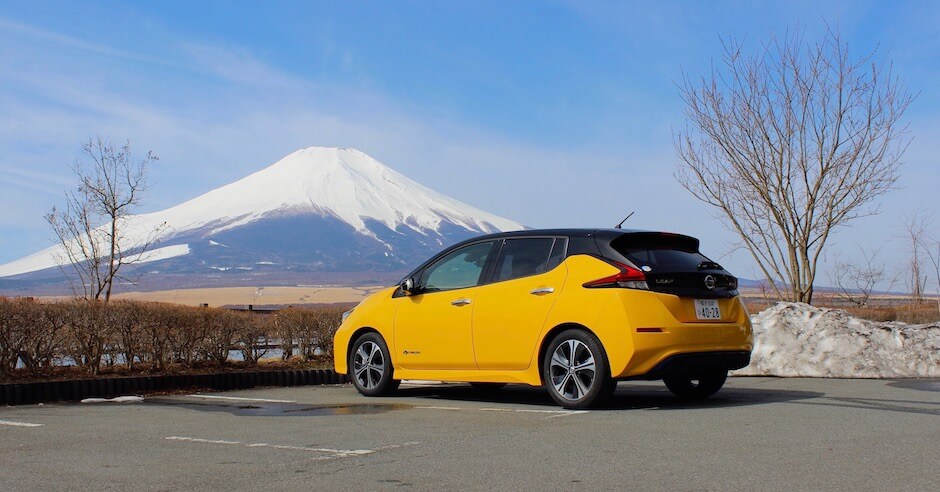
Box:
[334,229,752,409]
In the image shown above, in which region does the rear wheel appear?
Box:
[349,333,399,396]
[663,369,727,399]
[543,329,614,409]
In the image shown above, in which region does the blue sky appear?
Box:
[0,0,937,284]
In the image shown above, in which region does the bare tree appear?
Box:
[675,27,913,304]
[926,241,940,316]
[45,137,161,303]
[828,245,889,307]
[902,212,931,303]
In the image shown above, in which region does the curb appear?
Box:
[0,369,349,406]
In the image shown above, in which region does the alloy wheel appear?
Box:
[353,340,385,390]
[549,339,596,401]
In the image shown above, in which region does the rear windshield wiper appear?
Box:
[697,261,722,270]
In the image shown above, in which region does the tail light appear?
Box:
[582,260,649,290]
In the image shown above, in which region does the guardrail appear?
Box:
[0,369,348,406]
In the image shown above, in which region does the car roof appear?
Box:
[466,227,651,241]
[403,228,699,280]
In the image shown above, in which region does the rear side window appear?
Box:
[493,238,564,282]
[611,234,713,271]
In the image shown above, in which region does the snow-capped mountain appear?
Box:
[0,147,524,285]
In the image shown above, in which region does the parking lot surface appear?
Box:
[1,377,937,491]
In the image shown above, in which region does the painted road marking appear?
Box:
[165,436,240,445]
[0,419,44,428]
[415,405,587,419]
[185,394,297,403]
[164,436,420,462]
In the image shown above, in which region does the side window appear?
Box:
[546,238,567,271]
[423,241,495,292]
[493,238,557,283]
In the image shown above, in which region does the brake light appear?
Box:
[582,260,649,290]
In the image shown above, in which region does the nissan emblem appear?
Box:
[704,275,716,290]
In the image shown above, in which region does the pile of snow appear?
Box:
[80,395,144,404]
[734,302,939,378]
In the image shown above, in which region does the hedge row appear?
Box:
[0,297,349,381]
[0,368,348,405]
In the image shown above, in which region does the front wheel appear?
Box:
[663,369,727,399]
[349,333,400,396]
[543,329,614,409]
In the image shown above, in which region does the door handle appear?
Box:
[530,287,555,296]
[451,298,472,306]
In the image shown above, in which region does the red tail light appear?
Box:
[582,260,649,290]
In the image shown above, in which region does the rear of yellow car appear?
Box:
[558,231,752,400]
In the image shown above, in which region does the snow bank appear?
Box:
[80,396,144,404]
[733,303,939,378]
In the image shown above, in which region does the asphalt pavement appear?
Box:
[1,377,937,491]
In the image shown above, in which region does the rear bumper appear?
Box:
[623,350,751,380]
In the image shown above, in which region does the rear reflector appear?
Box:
[636,327,663,333]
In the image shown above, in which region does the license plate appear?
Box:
[694,299,721,320]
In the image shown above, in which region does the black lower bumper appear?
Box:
[625,351,751,380]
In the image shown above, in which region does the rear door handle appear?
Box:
[530,287,555,296]
[451,298,472,306]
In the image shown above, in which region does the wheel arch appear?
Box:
[345,326,382,369]
[536,322,609,385]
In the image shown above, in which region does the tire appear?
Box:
[348,332,399,396]
[542,329,614,409]
[663,369,728,399]
[469,382,507,392]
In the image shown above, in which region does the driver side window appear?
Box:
[422,241,495,292]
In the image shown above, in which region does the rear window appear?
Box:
[611,233,714,271]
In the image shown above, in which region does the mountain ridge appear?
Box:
[0,147,524,284]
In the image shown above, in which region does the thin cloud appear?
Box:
[0,16,175,67]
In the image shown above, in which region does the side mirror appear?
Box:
[400,277,416,295]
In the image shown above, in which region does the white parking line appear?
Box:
[164,436,419,461]
[165,436,240,445]
[415,405,587,419]
[0,419,44,428]
[185,394,296,403]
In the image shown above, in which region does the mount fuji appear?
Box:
[0,147,524,291]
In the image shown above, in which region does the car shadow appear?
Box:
[391,381,824,411]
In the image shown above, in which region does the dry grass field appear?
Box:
[112,285,387,307]
[741,290,940,324]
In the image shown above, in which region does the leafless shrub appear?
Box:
[20,302,70,370]
[235,312,269,364]
[198,309,239,365]
[63,299,113,375]
[277,306,344,361]
[0,298,29,374]
[273,308,300,361]
[140,303,175,370]
[1,300,340,380]
[828,245,889,307]
[163,305,198,365]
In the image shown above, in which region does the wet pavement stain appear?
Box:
[147,398,413,417]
